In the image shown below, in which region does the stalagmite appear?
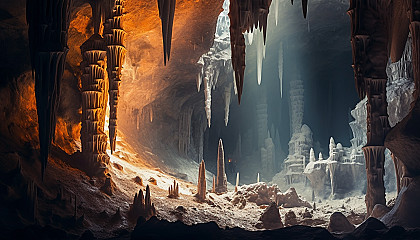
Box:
[257,173,260,183]
[309,148,315,162]
[196,160,206,201]
[215,139,228,193]
[278,42,283,98]
[318,152,323,161]
[235,172,239,192]
[228,0,272,103]
[128,185,156,221]
[26,0,72,177]
[80,34,110,177]
[104,0,126,154]
[157,0,176,65]
[168,180,179,198]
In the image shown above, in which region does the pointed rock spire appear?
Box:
[196,160,206,201]
[168,180,179,198]
[157,0,176,65]
[26,0,72,178]
[215,139,227,193]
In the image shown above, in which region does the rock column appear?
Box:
[80,34,110,177]
[348,0,391,216]
[104,0,126,153]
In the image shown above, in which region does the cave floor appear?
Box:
[14,133,397,238]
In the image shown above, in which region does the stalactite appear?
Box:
[235,172,239,192]
[26,0,72,178]
[80,34,110,177]
[157,0,176,65]
[168,180,179,198]
[228,0,272,103]
[278,41,283,98]
[224,84,232,126]
[104,0,126,154]
[196,160,206,201]
[204,76,212,127]
[256,29,266,85]
[273,0,279,26]
[215,139,227,193]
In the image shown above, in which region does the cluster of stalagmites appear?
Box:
[128,185,156,222]
[168,180,179,198]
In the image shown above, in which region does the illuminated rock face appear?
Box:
[104,0,126,153]
[215,139,227,194]
[80,34,110,177]
[26,0,72,177]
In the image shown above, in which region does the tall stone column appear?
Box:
[104,0,126,153]
[348,0,390,216]
[80,35,110,177]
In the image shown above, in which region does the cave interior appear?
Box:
[1,0,420,239]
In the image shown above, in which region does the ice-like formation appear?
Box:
[197,0,232,127]
[386,34,414,127]
[229,0,272,102]
[309,148,315,162]
[273,0,279,26]
[256,29,266,85]
[284,125,313,184]
[349,98,367,149]
[224,84,232,126]
[203,76,212,127]
[278,42,283,98]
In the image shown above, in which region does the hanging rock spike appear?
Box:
[157,0,176,65]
